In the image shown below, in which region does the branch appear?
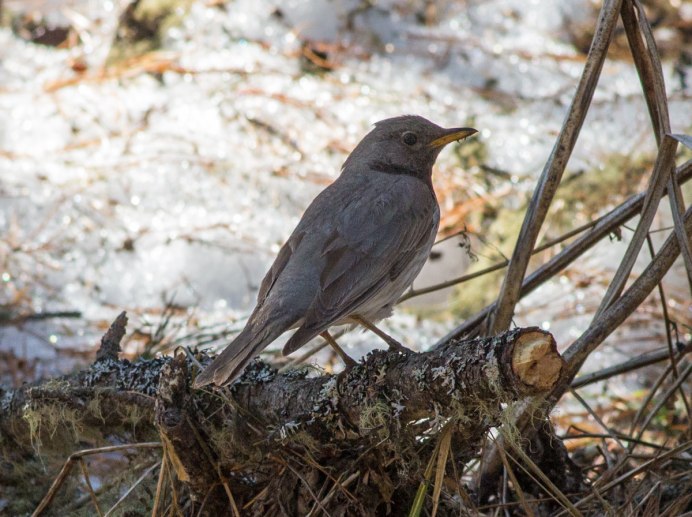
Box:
[489,0,624,334]
[0,318,565,513]
[478,203,692,500]
[594,134,677,315]
[437,159,692,345]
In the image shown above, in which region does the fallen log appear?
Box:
[0,313,566,515]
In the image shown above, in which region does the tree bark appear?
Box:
[1,314,566,514]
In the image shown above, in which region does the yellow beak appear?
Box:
[429,127,478,148]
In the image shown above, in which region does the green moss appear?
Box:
[23,403,83,454]
[446,151,663,318]
[549,153,652,230]
[87,392,107,425]
[359,400,392,439]
[121,403,147,434]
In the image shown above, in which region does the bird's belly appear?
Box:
[347,231,436,323]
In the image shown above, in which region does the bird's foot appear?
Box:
[351,315,413,355]
[321,331,358,369]
[384,336,413,354]
[340,353,358,369]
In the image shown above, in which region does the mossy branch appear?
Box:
[1,316,565,513]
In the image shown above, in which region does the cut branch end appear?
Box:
[511,330,564,391]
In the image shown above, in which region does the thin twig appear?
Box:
[556,441,692,515]
[634,362,692,444]
[503,441,583,516]
[563,205,692,379]
[0,310,82,325]
[645,235,692,425]
[477,206,692,497]
[594,135,678,316]
[489,0,625,334]
[437,160,692,346]
[560,431,671,451]
[103,461,161,517]
[283,459,332,517]
[621,0,692,291]
[627,358,679,442]
[32,442,162,517]
[496,443,536,517]
[399,217,600,303]
[152,452,168,517]
[568,388,627,451]
[306,471,359,517]
[570,341,691,388]
[78,458,103,517]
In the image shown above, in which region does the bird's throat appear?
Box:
[370,160,434,191]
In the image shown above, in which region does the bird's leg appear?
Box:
[351,315,411,353]
[320,331,357,368]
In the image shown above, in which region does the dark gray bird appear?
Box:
[194,115,477,387]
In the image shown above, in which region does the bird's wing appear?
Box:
[283,175,437,354]
[257,231,304,305]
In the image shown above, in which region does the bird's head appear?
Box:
[342,115,477,178]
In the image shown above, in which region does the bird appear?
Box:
[194,115,477,387]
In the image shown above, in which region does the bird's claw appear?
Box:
[385,338,412,354]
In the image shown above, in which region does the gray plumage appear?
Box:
[194,115,477,387]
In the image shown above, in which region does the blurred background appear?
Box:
[0,0,690,412]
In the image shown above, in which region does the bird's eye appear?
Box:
[402,132,418,146]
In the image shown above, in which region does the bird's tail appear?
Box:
[193,318,288,388]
